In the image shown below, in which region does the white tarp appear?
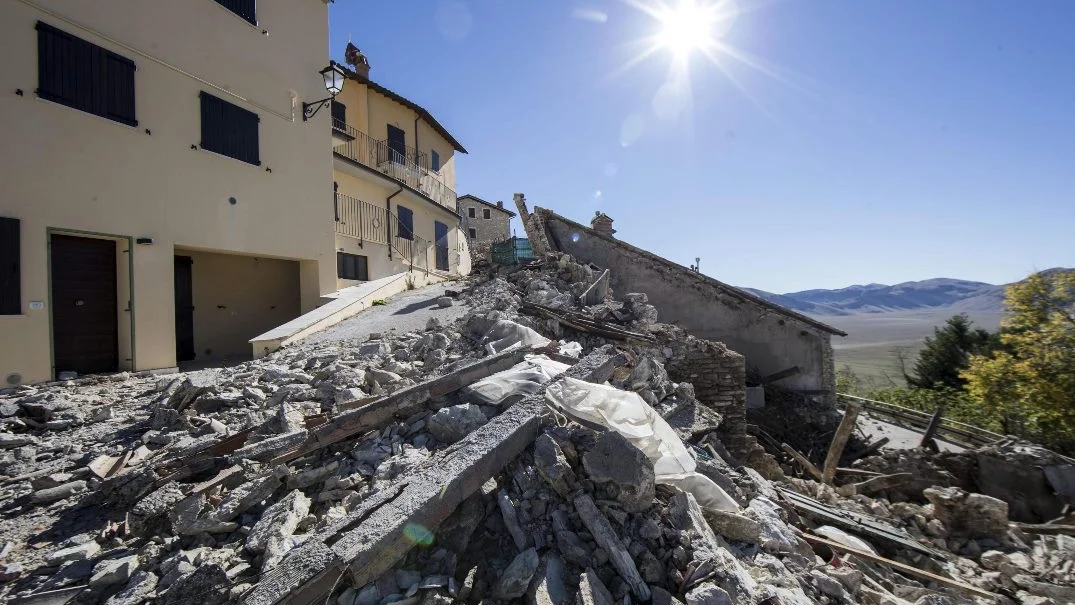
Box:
[546,377,740,512]
[481,320,552,355]
[813,525,878,555]
[461,355,572,408]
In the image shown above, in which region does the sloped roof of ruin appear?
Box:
[536,207,848,336]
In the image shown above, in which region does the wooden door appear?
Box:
[51,234,118,375]
[174,256,195,362]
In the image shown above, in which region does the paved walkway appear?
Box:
[857,411,966,453]
[300,283,471,345]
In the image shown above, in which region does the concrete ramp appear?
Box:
[250,271,447,358]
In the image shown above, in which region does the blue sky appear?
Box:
[328,0,1075,293]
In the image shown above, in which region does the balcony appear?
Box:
[333,120,456,210]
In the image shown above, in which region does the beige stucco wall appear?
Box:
[0,0,334,384]
[180,249,301,360]
[333,165,467,288]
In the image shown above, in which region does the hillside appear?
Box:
[743,277,1011,316]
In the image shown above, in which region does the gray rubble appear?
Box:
[0,251,1071,605]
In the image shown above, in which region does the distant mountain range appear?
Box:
[742,269,1069,316]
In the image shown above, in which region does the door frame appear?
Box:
[46,228,135,379]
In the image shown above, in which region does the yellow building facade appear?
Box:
[329,45,471,290]
[0,0,341,384]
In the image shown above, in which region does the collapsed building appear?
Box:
[0,216,1073,605]
[512,195,847,408]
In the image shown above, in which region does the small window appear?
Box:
[215,0,257,25]
[468,228,476,239]
[431,150,441,172]
[331,100,346,129]
[468,207,476,219]
[396,205,414,240]
[200,92,260,165]
[337,253,368,281]
[483,208,491,219]
[0,217,20,315]
[36,22,137,127]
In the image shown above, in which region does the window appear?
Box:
[215,0,257,25]
[0,217,20,315]
[387,124,406,163]
[331,100,346,129]
[396,205,414,240]
[468,207,476,219]
[200,92,260,165]
[36,22,137,126]
[483,208,491,219]
[337,252,368,281]
[468,228,476,239]
[431,150,441,172]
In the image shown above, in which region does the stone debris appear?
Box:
[0,250,1072,605]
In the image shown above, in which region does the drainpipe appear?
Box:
[413,115,420,166]
[386,185,404,260]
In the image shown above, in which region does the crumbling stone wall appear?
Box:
[535,207,843,406]
[656,332,749,456]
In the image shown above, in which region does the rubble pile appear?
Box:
[0,251,1072,605]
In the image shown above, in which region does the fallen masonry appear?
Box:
[0,246,1072,605]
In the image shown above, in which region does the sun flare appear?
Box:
[654,0,721,58]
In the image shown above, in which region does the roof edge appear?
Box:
[536,207,847,337]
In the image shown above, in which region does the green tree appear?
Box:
[962,270,1075,452]
[906,313,997,390]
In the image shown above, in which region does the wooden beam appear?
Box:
[800,533,996,600]
[781,443,823,481]
[822,402,860,484]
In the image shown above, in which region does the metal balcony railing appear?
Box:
[333,121,456,209]
[334,192,388,245]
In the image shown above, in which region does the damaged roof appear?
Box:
[336,61,468,154]
[536,208,848,337]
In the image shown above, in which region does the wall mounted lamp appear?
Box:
[302,62,345,121]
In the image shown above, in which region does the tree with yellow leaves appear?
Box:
[962,269,1075,452]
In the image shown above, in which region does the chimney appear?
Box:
[591,211,616,237]
[496,200,504,209]
[344,42,370,79]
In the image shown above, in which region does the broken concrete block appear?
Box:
[686,583,732,605]
[577,568,614,605]
[923,487,1009,539]
[89,554,140,588]
[427,404,487,444]
[46,540,101,564]
[497,547,539,599]
[31,480,87,504]
[366,368,402,387]
[747,497,798,554]
[437,297,453,308]
[131,482,187,537]
[582,430,655,513]
[246,489,312,572]
[160,563,230,605]
[103,570,159,605]
[534,433,576,498]
[359,341,390,356]
[703,509,761,543]
[214,466,287,521]
[573,493,650,601]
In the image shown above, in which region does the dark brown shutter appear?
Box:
[36,22,136,126]
[200,92,260,165]
[0,217,20,315]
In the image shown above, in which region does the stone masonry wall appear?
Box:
[459,199,510,244]
[655,331,749,457]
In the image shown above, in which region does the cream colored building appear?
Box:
[0,0,345,384]
[330,43,471,289]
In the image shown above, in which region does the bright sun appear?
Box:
[654,0,720,58]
